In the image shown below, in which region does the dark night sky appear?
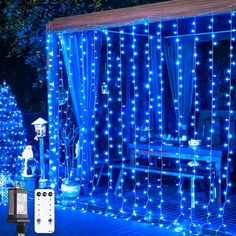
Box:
[0,43,47,113]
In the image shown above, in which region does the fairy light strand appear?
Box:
[80,32,86,203]
[157,20,165,224]
[115,28,127,217]
[204,14,216,226]
[130,24,139,219]
[47,30,60,188]
[171,19,185,228]
[216,11,234,233]
[189,16,203,235]
[105,29,112,215]
[85,31,98,210]
[143,20,153,222]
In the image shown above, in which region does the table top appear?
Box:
[128,143,222,159]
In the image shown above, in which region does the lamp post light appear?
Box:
[31,118,48,188]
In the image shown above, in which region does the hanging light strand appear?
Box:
[189,17,202,234]
[105,29,112,215]
[157,21,164,223]
[86,30,98,210]
[115,28,127,217]
[204,14,216,226]
[131,24,139,218]
[173,18,185,226]
[216,11,234,233]
[47,30,60,189]
[80,31,86,193]
[143,20,153,222]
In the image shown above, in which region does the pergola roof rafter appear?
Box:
[46,0,236,32]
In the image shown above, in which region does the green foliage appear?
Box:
[99,0,168,10]
[0,0,102,82]
[0,0,167,82]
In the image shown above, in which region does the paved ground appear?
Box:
[0,202,181,236]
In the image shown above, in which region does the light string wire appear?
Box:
[143,20,153,222]
[189,16,202,235]
[59,33,76,208]
[167,19,179,230]
[93,31,102,210]
[80,31,87,209]
[105,29,112,216]
[216,10,234,234]
[177,17,185,224]
[130,23,139,219]
[169,18,185,228]
[46,26,60,189]
[57,35,64,209]
[66,34,73,180]
[59,35,68,179]
[115,28,126,218]
[189,16,197,233]
[62,33,79,208]
[157,20,164,225]
[203,13,215,227]
[85,30,98,211]
[57,35,63,178]
[55,34,62,188]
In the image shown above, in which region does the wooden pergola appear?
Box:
[46,0,236,197]
[46,0,236,32]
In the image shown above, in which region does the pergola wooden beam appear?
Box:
[46,0,236,32]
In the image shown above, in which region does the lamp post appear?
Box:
[31,118,48,187]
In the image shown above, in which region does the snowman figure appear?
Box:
[20,145,34,177]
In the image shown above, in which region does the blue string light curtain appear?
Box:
[150,38,162,135]
[60,31,102,188]
[164,38,194,138]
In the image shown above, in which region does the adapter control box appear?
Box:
[34,189,55,234]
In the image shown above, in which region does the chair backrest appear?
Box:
[197,110,236,147]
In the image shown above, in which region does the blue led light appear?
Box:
[0,82,27,176]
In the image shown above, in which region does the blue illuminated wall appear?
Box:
[46,11,236,234]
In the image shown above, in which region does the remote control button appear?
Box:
[37,218,41,223]
[43,192,47,196]
[48,218,53,223]
[48,192,53,197]
[36,192,41,197]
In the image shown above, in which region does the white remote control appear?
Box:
[34,189,55,234]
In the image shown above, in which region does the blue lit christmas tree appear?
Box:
[0,82,27,176]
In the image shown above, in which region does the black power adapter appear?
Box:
[7,181,29,236]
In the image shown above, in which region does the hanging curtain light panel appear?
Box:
[46,1,236,235]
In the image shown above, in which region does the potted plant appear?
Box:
[59,122,81,198]
[61,173,80,198]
